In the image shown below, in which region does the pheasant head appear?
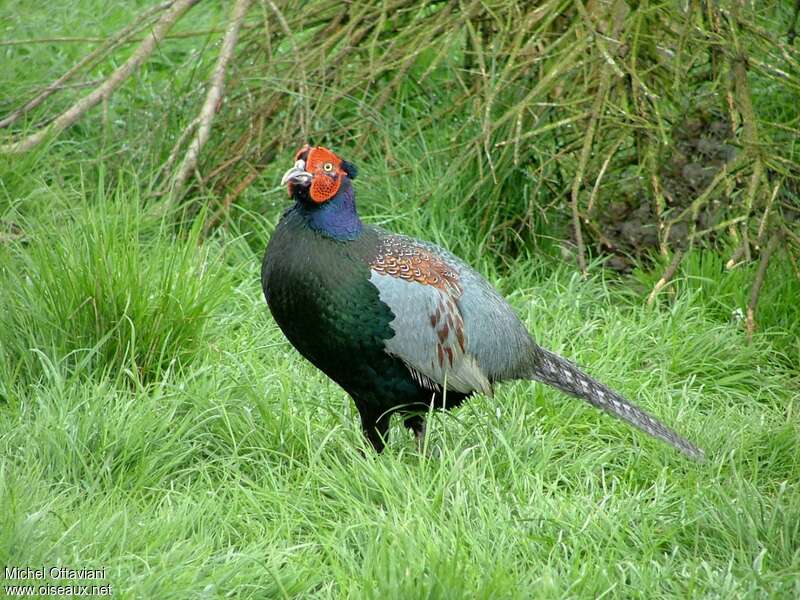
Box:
[281,145,358,204]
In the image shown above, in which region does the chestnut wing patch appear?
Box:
[369,236,491,395]
[371,237,461,294]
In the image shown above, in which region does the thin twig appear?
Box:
[0,0,200,154]
[725,242,747,270]
[0,24,258,47]
[167,0,253,204]
[783,223,800,249]
[0,1,173,129]
[574,0,625,78]
[745,232,781,342]
[587,136,624,214]
[20,78,106,93]
[646,250,684,307]
[570,78,609,274]
[203,167,262,236]
[665,155,746,228]
[154,117,199,191]
[729,31,766,261]
[756,180,780,245]
[568,0,626,274]
[262,0,310,136]
[650,169,670,257]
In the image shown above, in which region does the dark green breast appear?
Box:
[261,207,422,407]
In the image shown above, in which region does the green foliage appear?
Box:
[203,0,799,268]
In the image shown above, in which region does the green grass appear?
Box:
[0,178,230,391]
[1,235,798,597]
[1,2,799,598]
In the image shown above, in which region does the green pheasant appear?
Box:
[261,145,704,460]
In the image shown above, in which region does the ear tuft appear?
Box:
[341,160,358,179]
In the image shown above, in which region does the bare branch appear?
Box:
[783,223,800,249]
[569,85,604,274]
[647,250,684,307]
[726,241,747,270]
[167,0,253,204]
[203,168,261,236]
[568,0,626,275]
[746,232,781,342]
[756,180,780,246]
[0,24,257,47]
[0,0,200,154]
[587,136,624,214]
[153,117,200,191]
[0,1,173,129]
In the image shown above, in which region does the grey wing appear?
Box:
[369,269,492,395]
[409,239,537,382]
[369,230,537,390]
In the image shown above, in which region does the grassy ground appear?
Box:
[1,2,799,599]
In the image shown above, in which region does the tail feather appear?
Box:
[531,348,704,461]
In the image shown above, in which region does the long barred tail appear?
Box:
[531,348,704,461]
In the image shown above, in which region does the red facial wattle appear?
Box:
[282,145,351,203]
[305,146,345,203]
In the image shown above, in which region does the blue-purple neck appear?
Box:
[296,181,362,241]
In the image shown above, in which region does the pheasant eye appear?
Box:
[323,162,334,172]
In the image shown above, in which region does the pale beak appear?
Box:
[280,159,313,186]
